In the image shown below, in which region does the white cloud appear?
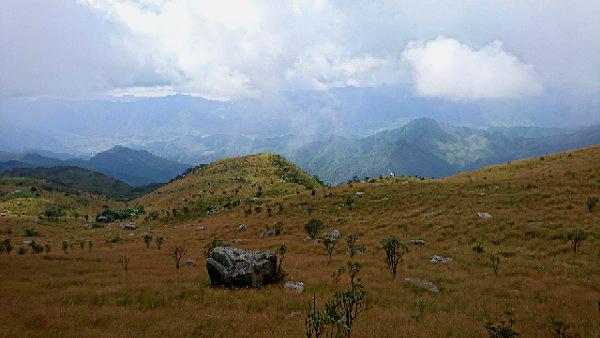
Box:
[402,36,542,101]
[78,0,403,99]
[4,1,598,101]
[108,85,176,98]
[286,44,403,91]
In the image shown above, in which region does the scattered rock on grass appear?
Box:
[410,239,426,245]
[477,212,492,219]
[260,229,276,238]
[119,223,137,230]
[287,312,302,319]
[284,281,304,293]
[404,277,439,293]
[327,229,341,239]
[430,255,452,263]
[236,224,247,231]
[185,258,197,267]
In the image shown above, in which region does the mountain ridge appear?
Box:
[0,145,190,186]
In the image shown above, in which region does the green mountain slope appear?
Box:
[290,118,600,183]
[1,166,155,200]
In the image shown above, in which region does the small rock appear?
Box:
[236,224,247,231]
[287,312,302,319]
[119,223,137,230]
[355,246,368,254]
[477,212,492,219]
[430,255,452,263]
[260,229,276,238]
[423,211,440,218]
[327,229,341,239]
[232,238,243,243]
[284,281,304,293]
[185,258,198,267]
[404,277,439,293]
[355,191,365,197]
[410,239,426,246]
[196,226,206,232]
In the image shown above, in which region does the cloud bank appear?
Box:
[402,37,542,101]
[2,0,599,102]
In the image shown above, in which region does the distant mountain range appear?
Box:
[0,146,189,186]
[0,118,598,186]
[287,118,600,183]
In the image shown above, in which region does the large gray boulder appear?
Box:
[206,247,276,287]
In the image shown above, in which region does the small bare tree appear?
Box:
[322,232,338,260]
[346,233,359,258]
[119,255,131,277]
[3,239,13,255]
[490,255,500,276]
[170,246,187,271]
[567,229,586,254]
[399,224,408,237]
[274,243,288,282]
[61,240,69,254]
[155,236,164,249]
[381,236,408,279]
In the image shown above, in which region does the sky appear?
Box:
[1,0,599,102]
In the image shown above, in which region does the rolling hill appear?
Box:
[137,153,325,217]
[1,166,156,200]
[0,176,121,223]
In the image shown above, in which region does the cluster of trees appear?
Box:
[42,206,66,221]
[96,205,145,222]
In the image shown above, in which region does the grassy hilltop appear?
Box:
[0,146,598,336]
[137,153,324,218]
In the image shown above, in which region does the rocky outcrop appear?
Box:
[405,277,439,293]
[206,247,276,287]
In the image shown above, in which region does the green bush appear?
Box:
[304,219,324,239]
[155,236,164,249]
[586,197,599,212]
[484,317,519,337]
[143,234,153,248]
[274,221,283,235]
[24,228,40,237]
[62,240,70,254]
[2,239,13,254]
[204,236,225,257]
[472,242,485,253]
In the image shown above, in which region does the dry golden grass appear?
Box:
[0,146,599,337]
